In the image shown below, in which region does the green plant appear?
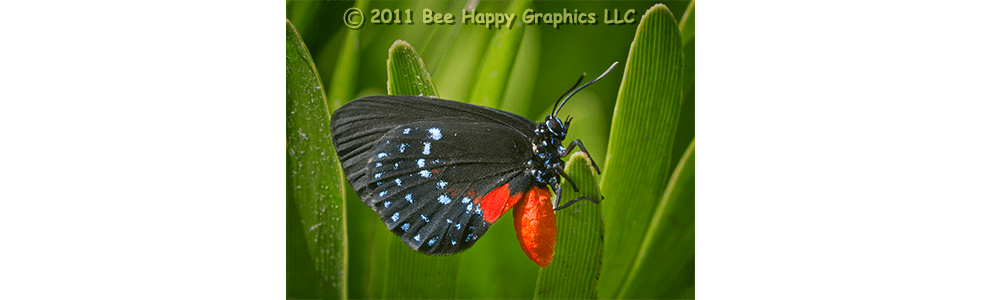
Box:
[287,1,694,299]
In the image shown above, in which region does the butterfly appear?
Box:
[330,62,616,267]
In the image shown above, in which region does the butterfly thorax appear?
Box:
[528,116,569,188]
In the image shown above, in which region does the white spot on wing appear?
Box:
[378,153,388,158]
[414,234,421,241]
[405,194,413,203]
[376,162,382,167]
[419,170,431,178]
[391,212,400,221]
[437,180,448,189]
[384,201,390,207]
[379,190,388,197]
[466,203,473,212]
[428,128,442,140]
[375,173,382,179]
[438,194,451,204]
[417,158,425,168]
[461,197,471,203]
[422,142,431,155]
[394,178,402,186]
[399,143,408,153]
[401,223,410,231]
[403,128,411,134]
[428,238,437,246]
[421,215,429,222]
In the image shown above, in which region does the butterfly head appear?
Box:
[542,115,568,140]
[544,62,619,143]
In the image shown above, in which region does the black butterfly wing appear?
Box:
[330,96,537,254]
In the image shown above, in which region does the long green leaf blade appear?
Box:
[287,19,348,300]
[467,0,530,108]
[618,140,695,299]
[327,0,368,112]
[597,5,684,298]
[286,0,322,38]
[672,0,695,172]
[498,24,541,117]
[379,40,460,299]
[680,1,695,46]
[430,19,493,101]
[534,152,604,300]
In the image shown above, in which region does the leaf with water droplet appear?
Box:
[286,19,348,300]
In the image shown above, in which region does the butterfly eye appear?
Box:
[546,118,564,135]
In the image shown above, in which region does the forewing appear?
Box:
[331,95,536,193]
[330,96,539,254]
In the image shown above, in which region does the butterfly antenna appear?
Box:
[552,74,585,116]
[554,62,619,116]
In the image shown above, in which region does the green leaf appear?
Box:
[378,39,460,299]
[679,285,696,299]
[673,0,695,172]
[286,19,348,300]
[327,0,368,112]
[499,24,541,117]
[382,245,460,298]
[429,2,505,101]
[387,40,439,97]
[467,0,531,108]
[680,1,695,46]
[534,152,604,300]
[618,140,695,299]
[286,0,322,38]
[597,5,685,299]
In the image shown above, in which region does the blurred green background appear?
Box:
[287,1,694,299]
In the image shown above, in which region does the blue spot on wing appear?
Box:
[428,128,442,140]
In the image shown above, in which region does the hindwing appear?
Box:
[330,96,538,254]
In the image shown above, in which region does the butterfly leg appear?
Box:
[562,139,602,175]
[554,165,580,192]
[551,180,563,209]
[554,196,601,211]
[555,140,603,211]
[550,173,600,211]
